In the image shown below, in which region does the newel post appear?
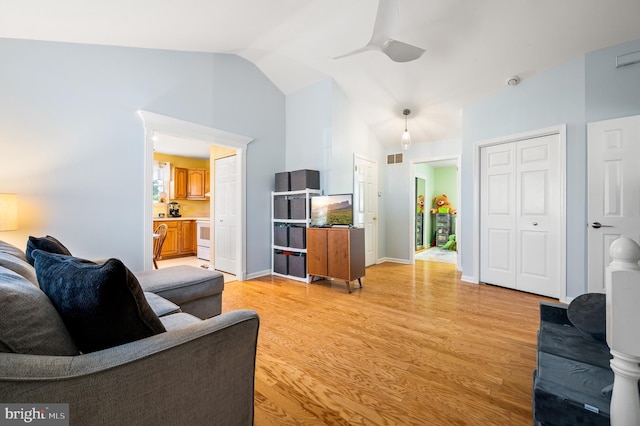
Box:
[606,236,640,426]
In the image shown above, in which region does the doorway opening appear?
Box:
[412,158,460,268]
[139,111,253,279]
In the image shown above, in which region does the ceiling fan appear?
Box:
[333,0,425,63]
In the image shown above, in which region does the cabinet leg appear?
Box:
[346,281,351,293]
[358,277,362,288]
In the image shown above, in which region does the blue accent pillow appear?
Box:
[26,235,72,266]
[32,250,166,353]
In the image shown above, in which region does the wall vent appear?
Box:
[387,153,404,165]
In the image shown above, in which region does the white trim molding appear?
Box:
[138,110,253,280]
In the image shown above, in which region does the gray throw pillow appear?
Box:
[33,250,166,353]
[26,235,72,266]
[0,240,28,263]
[0,251,38,286]
[0,269,79,355]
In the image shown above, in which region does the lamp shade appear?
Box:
[0,194,18,231]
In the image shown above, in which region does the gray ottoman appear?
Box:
[135,266,224,319]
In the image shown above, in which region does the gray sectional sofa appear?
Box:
[0,239,259,426]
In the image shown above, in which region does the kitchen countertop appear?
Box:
[153,216,210,221]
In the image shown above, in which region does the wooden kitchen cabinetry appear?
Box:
[154,220,196,259]
[172,167,188,199]
[307,227,365,293]
[187,169,207,199]
[171,167,208,200]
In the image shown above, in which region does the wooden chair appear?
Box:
[153,223,168,269]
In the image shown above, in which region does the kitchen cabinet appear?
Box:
[172,167,188,199]
[153,219,196,259]
[181,220,197,253]
[187,169,207,199]
[307,227,365,293]
[171,167,208,200]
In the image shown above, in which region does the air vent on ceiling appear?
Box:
[387,153,404,165]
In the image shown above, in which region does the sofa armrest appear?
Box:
[539,301,571,326]
[0,309,259,426]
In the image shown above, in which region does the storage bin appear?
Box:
[273,252,288,275]
[275,172,290,192]
[290,198,307,220]
[288,253,307,278]
[289,226,306,249]
[274,198,289,219]
[290,169,320,190]
[274,224,288,247]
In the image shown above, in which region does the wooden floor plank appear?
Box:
[222,260,555,425]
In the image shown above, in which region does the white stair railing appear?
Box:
[606,236,640,426]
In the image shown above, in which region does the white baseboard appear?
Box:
[461,275,479,284]
[245,269,271,281]
[377,257,411,265]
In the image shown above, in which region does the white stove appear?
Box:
[196,219,210,261]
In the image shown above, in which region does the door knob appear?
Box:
[532,222,538,226]
[591,222,614,229]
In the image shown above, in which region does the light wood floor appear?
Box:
[221,260,556,425]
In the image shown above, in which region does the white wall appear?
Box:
[285,78,387,259]
[383,139,461,261]
[285,78,332,190]
[0,38,285,273]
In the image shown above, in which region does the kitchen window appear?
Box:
[153,161,171,203]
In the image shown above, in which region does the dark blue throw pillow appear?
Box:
[32,250,166,353]
[26,235,72,266]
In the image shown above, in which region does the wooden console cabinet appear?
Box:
[307,227,365,293]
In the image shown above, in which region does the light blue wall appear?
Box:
[0,38,285,273]
[585,38,640,122]
[285,78,387,259]
[285,78,333,190]
[462,37,640,298]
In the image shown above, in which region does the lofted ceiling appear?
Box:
[2,0,640,149]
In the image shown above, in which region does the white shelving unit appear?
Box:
[271,188,322,282]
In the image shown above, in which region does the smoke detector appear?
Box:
[506,76,521,86]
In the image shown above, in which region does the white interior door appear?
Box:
[480,143,517,289]
[214,155,237,274]
[587,115,640,293]
[354,156,378,266]
[481,134,561,298]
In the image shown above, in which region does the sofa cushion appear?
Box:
[144,292,181,317]
[32,251,166,353]
[0,240,28,263]
[159,312,202,331]
[26,235,72,266]
[135,265,224,305]
[0,268,79,355]
[0,251,38,285]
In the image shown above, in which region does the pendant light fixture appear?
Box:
[401,108,412,150]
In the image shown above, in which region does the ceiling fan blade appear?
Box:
[332,45,378,60]
[333,0,424,62]
[381,39,425,62]
[370,0,399,44]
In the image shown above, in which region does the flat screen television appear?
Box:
[310,194,353,227]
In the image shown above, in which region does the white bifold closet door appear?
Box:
[480,134,561,298]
